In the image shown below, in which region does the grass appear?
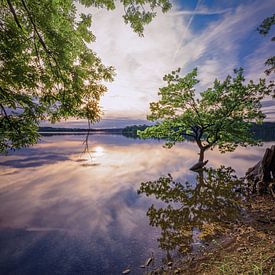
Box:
[215,253,274,275]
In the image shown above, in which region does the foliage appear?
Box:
[122,124,148,138]
[258,14,275,76]
[138,166,243,256]
[138,68,271,162]
[80,0,171,36]
[0,0,171,153]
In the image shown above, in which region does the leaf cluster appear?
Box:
[80,0,171,35]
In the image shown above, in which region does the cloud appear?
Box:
[169,8,231,16]
[244,40,274,80]
[75,0,275,122]
[183,1,274,84]
[261,97,275,121]
[262,100,275,108]
[80,2,193,118]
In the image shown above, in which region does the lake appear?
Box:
[0,134,273,274]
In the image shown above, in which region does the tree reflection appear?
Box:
[138,166,244,257]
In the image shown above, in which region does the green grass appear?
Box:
[214,253,274,275]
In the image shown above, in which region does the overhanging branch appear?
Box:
[6,0,23,30]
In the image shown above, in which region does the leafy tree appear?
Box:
[0,0,171,153]
[138,68,271,167]
[257,14,275,76]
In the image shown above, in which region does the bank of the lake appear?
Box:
[147,194,275,275]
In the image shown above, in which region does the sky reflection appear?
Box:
[0,134,273,274]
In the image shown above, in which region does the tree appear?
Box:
[257,14,275,76]
[0,0,171,153]
[138,68,271,168]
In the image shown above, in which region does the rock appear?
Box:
[145,257,153,266]
[237,247,246,252]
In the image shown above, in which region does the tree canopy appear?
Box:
[0,0,171,153]
[138,68,271,166]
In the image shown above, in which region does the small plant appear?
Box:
[217,263,234,274]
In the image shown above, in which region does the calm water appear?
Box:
[0,134,273,274]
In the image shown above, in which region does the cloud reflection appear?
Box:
[0,135,273,274]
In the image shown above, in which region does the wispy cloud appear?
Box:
[173,0,203,61]
[74,0,275,124]
[180,0,275,89]
[169,7,231,16]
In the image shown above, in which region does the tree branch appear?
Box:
[6,0,23,30]
[20,0,50,54]
[0,103,8,119]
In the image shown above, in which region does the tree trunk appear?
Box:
[190,148,208,171]
[246,145,275,197]
[199,148,205,162]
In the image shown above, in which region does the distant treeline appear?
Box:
[39,127,123,135]
[121,122,275,141]
[39,123,275,141]
[121,124,148,138]
[251,122,275,141]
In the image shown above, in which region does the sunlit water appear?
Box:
[0,134,273,274]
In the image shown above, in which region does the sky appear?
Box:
[49,0,275,128]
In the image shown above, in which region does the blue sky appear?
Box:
[46,0,275,128]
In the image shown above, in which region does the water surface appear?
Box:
[0,134,272,274]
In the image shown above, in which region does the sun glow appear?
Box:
[94,146,105,157]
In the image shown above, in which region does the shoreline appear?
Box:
[148,194,275,274]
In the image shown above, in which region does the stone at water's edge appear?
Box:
[246,145,275,197]
[190,160,208,171]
